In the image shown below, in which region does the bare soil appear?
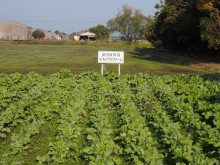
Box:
[188,62,220,73]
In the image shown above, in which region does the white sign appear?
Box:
[98,51,124,64]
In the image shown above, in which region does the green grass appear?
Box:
[0,43,211,75]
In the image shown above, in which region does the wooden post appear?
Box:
[101,64,104,75]
[118,64,120,75]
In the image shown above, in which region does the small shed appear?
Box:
[74,31,96,41]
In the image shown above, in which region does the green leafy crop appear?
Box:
[0,71,219,164]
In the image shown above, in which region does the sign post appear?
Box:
[98,51,124,75]
[101,64,104,75]
[118,64,120,75]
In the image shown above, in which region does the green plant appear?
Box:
[32,30,45,40]
[0,71,219,164]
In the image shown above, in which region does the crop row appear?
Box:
[0,71,219,164]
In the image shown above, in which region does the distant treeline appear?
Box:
[146,0,220,54]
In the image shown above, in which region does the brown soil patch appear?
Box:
[188,62,220,73]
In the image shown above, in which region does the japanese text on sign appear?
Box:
[98,51,124,64]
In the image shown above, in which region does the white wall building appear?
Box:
[74,31,96,41]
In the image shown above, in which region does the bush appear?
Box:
[32,30,45,40]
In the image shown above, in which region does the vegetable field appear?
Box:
[0,71,220,165]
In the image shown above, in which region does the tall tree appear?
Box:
[89,25,110,40]
[107,5,149,43]
[146,0,220,52]
[197,0,220,50]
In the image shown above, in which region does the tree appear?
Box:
[54,30,59,34]
[107,5,149,43]
[32,30,45,40]
[146,0,220,52]
[89,25,110,40]
[197,0,220,51]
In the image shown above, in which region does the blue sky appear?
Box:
[0,0,160,34]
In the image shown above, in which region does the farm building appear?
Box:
[0,21,32,40]
[32,29,61,40]
[74,31,96,41]
[44,32,61,40]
